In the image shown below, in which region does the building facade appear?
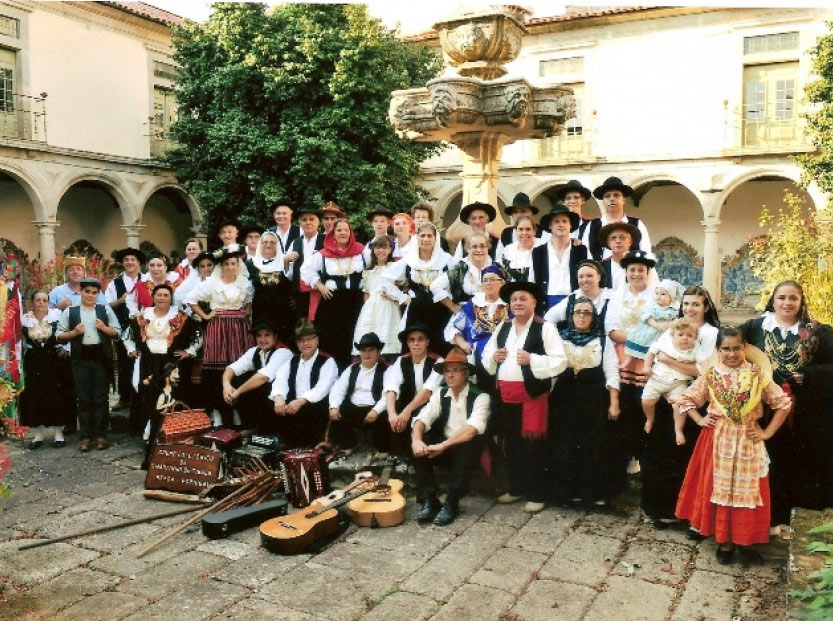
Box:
[414,6,831,312]
[0,0,199,263]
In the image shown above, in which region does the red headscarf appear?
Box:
[319,221,364,259]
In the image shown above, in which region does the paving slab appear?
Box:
[215,596,322,620]
[478,502,533,529]
[0,567,120,620]
[583,575,675,621]
[1,494,88,531]
[360,591,439,621]
[117,550,230,600]
[509,578,596,621]
[469,546,548,594]
[430,583,515,621]
[55,591,149,621]
[538,532,622,587]
[211,549,309,589]
[314,540,427,582]
[614,538,694,586]
[671,570,736,620]
[344,519,455,559]
[575,511,639,540]
[196,538,255,561]
[0,540,99,586]
[121,577,249,621]
[506,509,579,554]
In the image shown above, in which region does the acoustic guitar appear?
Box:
[347,457,405,528]
[260,476,377,554]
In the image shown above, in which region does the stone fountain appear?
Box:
[389,5,575,242]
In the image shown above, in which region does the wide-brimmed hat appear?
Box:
[211,244,245,263]
[434,347,476,374]
[294,318,318,339]
[500,280,543,303]
[321,201,346,219]
[191,250,216,268]
[460,201,496,224]
[297,205,323,218]
[239,223,263,239]
[366,206,394,221]
[555,179,592,201]
[250,321,278,335]
[354,332,384,351]
[593,176,634,199]
[79,277,102,291]
[398,322,431,344]
[620,249,656,270]
[505,192,539,215]
[115,247,147,264]
[64,255,85,270]
[540,203,580,232]
[597,222,641,249]
[216,217,240,231]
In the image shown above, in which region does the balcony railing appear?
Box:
[146,117,175,159]
[0,92,47,142]
[726,104,810,152]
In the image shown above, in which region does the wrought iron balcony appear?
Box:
[726,104,811,153]
[0,92,47,142]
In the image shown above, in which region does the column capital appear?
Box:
[31,220,61,230]
[700,219,721,233]
[120,224,147,233]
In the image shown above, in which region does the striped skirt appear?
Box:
[202,310,254,370]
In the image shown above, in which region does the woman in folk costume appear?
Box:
[352,235,401,361]
[430,231,493,314]
[498,215,547,282]
[186,245,254,427]
[391,212,416,261]
[246,230,293,347]
[301,218,366,370]
[544,259,613,332]
[381,222,455,357]
[551,297,621,506]
[676,326,791,564]
[136,252,182,311]
[173,238,203,286]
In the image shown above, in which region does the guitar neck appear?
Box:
[313,483,374,515]
[377,457,396,488]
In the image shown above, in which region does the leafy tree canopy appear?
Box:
[798,22,833,195]
[166,2,442,239]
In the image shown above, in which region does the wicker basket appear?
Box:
[159,401,212,444]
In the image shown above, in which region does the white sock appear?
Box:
[33,425,45,442]
[232,409,242,427]
[52,427,64,442]
[211,410,223,427]
[142,421,151,441]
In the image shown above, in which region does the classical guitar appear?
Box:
[260,476,377,554]
[347,457,406,528]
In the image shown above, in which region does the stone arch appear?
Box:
[0,162,48,221]
[432,186,463,231]
[715,167,808,218]
[139,181,201,226]
[56,173,136,224]
[630,176,705,256]
[139,184,200,258]
[56,175,132,257]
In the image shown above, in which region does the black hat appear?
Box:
[597,222,641,249]
[79,277,102,291]
[210,245,245,263]
[250,321,278,335]
[619,249,656,270]
[460,201,497,224]
[555,180,592,202]
[191,250,215,268]
[216,217,240,230]
[354,332,384,351]
[593,176,634,199]
[500,280,543,303]
[297,205,323,218]
[505,192,539,215]
[540,203,580,232]
[114,247,147,264]
[239,223,263,238]
[366,206,395,221]
[398,322,431,344]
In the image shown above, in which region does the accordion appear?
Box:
[279,448,330,508]
[231,435,282,471]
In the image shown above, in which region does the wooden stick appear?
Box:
[18,505,204,551]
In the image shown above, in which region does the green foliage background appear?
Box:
[165,2,442,241]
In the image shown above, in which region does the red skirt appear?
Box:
[676,427,771,545]
[202,310,254,370]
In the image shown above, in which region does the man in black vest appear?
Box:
[284,205,325,322]
[105,247,146,411]
[483,281,567,514]
[554,179,592,240]
[57,278,121,452]
[531,204,587,313]
[581,176,653,261]
[266,203,301,254]
[328,332,390,455]
[270,319,337,447]
[412,346,491,526]
[384,323,443,455]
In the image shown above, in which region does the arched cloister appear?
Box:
[140,186,197,258]
[0,169,43,257]
[55,180,127,257]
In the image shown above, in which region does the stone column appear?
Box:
[120,224,146,249]
[32,220,60,262]
[701,218,722,300]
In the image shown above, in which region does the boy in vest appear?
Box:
[412,347,491,526]
[483,281,568,514]
[222,322,293,432]
[328,332,390,456]
[270,319,337,447]
[57,278,121,452]
[384,323,443,455]
[106,247,146,410]
[581,176,653,261]
[554,179,592,240]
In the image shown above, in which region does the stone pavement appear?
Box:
[0,430,788,621]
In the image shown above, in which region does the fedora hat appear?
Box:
[459,201,496,224]
[294,318,318,339]
[114,247,147,265]
[398,322,431,344]
[597,221,641,250]
[434,347,476,374]
[297,205,323,218]
[354,332,384,351]
[593,176,634,199]
[191,250,215,268]
[366,206,394,221]
[554,180,591,201]
[619,249,656,270]
[540,203,580,232]
[500,280,543,304]
[216,217,240,230]
[505,192,539,215]
[321,201,346,219]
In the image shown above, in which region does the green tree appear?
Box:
[166,2,442,239]
[798,22,833,193]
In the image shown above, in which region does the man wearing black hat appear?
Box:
[284,205,325,321]
[494,192,550,262]
[453,201,500,261]
[384,323,444,454]
[362,206,396,264]
[216,218,240,249]
[239,224,262,261]
[554,180,592,240]
[531,203,588,312]
[328,332,390,455]
[106,247,146,410]
[266,203,300,254]
[581,176,652,261]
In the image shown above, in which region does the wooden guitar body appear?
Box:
[260,500,339,554]
[348,478,406,528]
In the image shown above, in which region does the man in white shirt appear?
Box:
[531,204,588,313]
[106,247,145,410]
[483,281,568,514]
[270,319,337,447]
[284,205,325,322]
[412,347,490,526]
[266,203,300,254]
[581,176,652,261]
[329,332,389,455]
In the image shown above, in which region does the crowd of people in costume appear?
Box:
[17,176,833,561]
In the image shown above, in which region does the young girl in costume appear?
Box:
[353,235,401,362]
[675,326,792,564]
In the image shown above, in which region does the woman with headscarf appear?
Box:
[551,297,620,506]
[301,218,366,369]
[381,222,455,356]
[246,230,293,346]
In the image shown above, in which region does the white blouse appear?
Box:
[185,278,253,310]
[300,253,365,290]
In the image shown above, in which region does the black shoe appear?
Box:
[738,547,763,565]
[417,497,441,523]
[716,545,735,565]
[433,503,458,526]
[652,519,670,530]
[53,440,66,448]
[686,529,705,541]
[29,440,43,450]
